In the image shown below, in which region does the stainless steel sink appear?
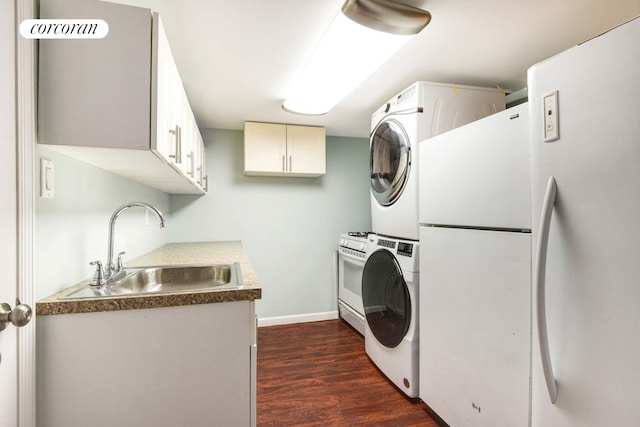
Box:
[60,263,243,299]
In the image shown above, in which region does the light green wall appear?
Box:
[35,146,171,300]
[168,129,371,319]
[34,130,371,319]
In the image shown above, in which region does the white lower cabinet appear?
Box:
[37,301,257,427]
[244,121,325,177]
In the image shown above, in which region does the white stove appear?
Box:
[337,232,374,335]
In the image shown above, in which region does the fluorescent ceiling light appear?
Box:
[282,0,431,116]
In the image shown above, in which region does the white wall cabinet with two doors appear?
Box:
[244,121,326,177]
[38,0,207,194]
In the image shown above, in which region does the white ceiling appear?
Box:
[112,0,640,137]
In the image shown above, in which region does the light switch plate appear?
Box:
[40,158,54,198]
[543,90,559,142]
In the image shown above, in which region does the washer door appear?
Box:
[370,119,411,206]
[362,249,411,348]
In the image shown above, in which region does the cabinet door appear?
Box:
[152,14,175,162]
[174,88,194,175]
[152,14,187,173]
[244,122,287,175]
[197,137,207,191]
[287,125,325,176]
[38,301,254,426]
[185,117,198,184]
[185,115,205,188]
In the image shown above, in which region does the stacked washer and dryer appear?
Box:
[361,81,505,398]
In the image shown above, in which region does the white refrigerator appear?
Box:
[418,103,531,426]
[529,17,640,426]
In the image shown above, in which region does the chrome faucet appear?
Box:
[90,202,166,286]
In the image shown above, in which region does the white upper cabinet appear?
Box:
[286,125,326,176]
[152,25,200,181]
[244,122,325,177]
[38,0,206,195]
[189,122,207,191]
[153,16,178,170]
[244,122,287,175]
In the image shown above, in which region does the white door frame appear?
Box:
[16,0,36,425]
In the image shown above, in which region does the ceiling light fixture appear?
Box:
[282,0,431,116]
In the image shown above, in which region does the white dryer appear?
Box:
[370,81,505,240]
[362,234,419,398]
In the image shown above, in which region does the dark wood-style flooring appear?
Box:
[257,319,442,426]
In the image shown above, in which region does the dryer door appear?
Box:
[362,249,411,348]
[370,119,411,206]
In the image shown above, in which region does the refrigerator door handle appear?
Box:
[535,176,559,403]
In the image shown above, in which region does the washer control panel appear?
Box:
[397,242,414,257]
[371,235,419,272]
[376,239,396,249]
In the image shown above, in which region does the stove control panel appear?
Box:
[338,232,372,256]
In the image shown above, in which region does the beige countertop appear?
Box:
[36,241,261,316]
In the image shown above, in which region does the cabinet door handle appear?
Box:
[176,126,182,164]
[169,126,177,158]
[282,155,285,172]
[289,155,292,172]
[187,151,194,177]
[535,176,558,404]
[169,125,181,164]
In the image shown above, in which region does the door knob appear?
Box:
[0,302,33,332]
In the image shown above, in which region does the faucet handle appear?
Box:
[89,260,106,286]
[116,251,126,272]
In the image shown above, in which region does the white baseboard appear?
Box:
[258,311,339,327]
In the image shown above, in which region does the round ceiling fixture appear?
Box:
[341,0,432,36]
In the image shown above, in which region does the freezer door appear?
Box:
[528,17,640,427]
[418,103,531,230]
[419,226,531,427]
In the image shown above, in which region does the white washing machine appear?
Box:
[362,234,419,398]
[370,81,505,240]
